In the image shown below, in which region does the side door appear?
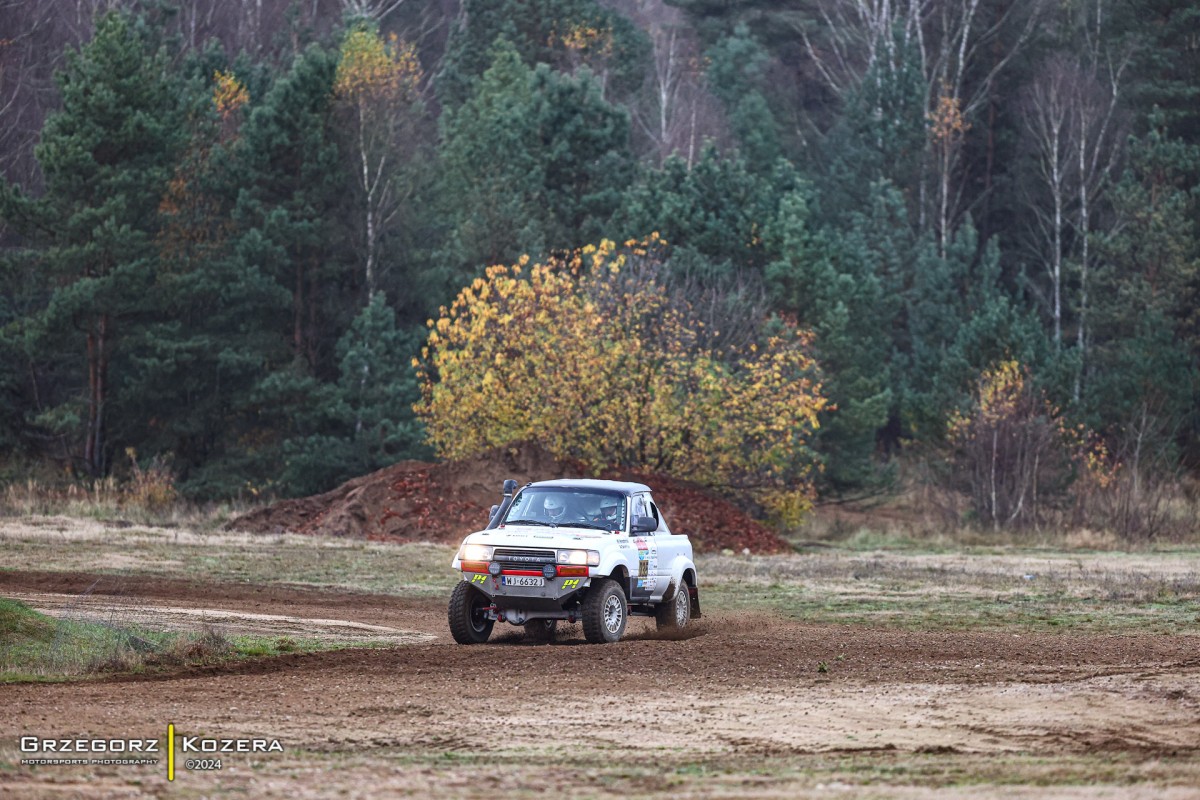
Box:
[628,493,659,602]
[644,494,687,602]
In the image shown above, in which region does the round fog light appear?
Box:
[488,562,502,576]
[542,564,556,579]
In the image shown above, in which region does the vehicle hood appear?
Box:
[460,525,620,550]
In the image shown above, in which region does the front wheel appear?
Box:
[582,578,627,644]
[655,581,691,632]
[448,581,493,644]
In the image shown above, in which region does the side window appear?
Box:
[633,495,658,532]
[632,495,648,524]
[647,500,671,534]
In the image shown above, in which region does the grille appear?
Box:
[493,548,556,565]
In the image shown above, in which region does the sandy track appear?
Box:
[1,571,1199,798]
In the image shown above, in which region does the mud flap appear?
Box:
[688,585,701,619]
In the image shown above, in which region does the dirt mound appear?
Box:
[600,470,791,553]
[228,443,790,553]
[226,444,575,542]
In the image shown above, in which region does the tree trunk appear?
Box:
[294,260,304,357]
[1074,134,1090,400]
[84,313,109,477]
[85,325,97,475]
[307,257,319,368]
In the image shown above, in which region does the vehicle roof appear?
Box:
[526,478,652,495]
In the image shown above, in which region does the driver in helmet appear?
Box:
[542,495,567,523]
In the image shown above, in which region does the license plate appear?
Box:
[502,576,545,587]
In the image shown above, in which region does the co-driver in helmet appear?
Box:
[584,497,622,528]
[598,497,621,528]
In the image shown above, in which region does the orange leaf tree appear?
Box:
[414,238,829,521]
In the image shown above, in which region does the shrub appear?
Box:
[946,360,1108,529]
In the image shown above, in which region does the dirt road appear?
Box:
[1,571,1199,799]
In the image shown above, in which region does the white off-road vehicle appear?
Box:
[448,479,700,644]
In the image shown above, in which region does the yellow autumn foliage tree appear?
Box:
[212,69,249,117]
[334,28,421,103]
[414,238,829,521]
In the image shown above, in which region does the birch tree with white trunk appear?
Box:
[796,0,1042,245]
[1019,0,1128,391]
[333,25,424,300]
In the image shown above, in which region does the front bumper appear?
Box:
[461,571,591,615]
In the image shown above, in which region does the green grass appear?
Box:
[697,549,1200,633]
[0,597,337,683]
[792,524,1200,555]
[0,520,455,596]
[179,540,452,595]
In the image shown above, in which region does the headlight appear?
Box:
[557,549,600,566]
[459,544,493,562]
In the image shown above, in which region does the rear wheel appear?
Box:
[655,581,691,632]
[523,619,558,643]
[582,578,627,644]
[448,582,493,644]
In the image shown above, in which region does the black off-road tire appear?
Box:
[655,581,691,632]
[448,581,494,644]
[523,619,558,643]
[582,578,627,644]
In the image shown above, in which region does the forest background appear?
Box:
[0,0,1197,536]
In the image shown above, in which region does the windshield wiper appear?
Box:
[504,519,554,527]
[559,522,612,532]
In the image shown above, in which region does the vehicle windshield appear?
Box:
[503,488,627,532]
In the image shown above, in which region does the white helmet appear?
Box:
[544,496,565,521]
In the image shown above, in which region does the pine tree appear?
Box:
[530,63,634,248]
[766,188,893,490]
[704,24,781,173]
[439,40,634,276]
[9,11,186,476]
[235,43,351,374]
[814,32,926,228]
[903,221,1045,440]
[617,144,792,279]
[438,40,544,273]
[239,293,426,497]
[1086,118,1199,460]
[335,292,426,472]
[119,65,294,497]
[436,0,649,110]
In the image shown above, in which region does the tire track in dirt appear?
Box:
[0,569,444,635]
[5,591,434,646]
